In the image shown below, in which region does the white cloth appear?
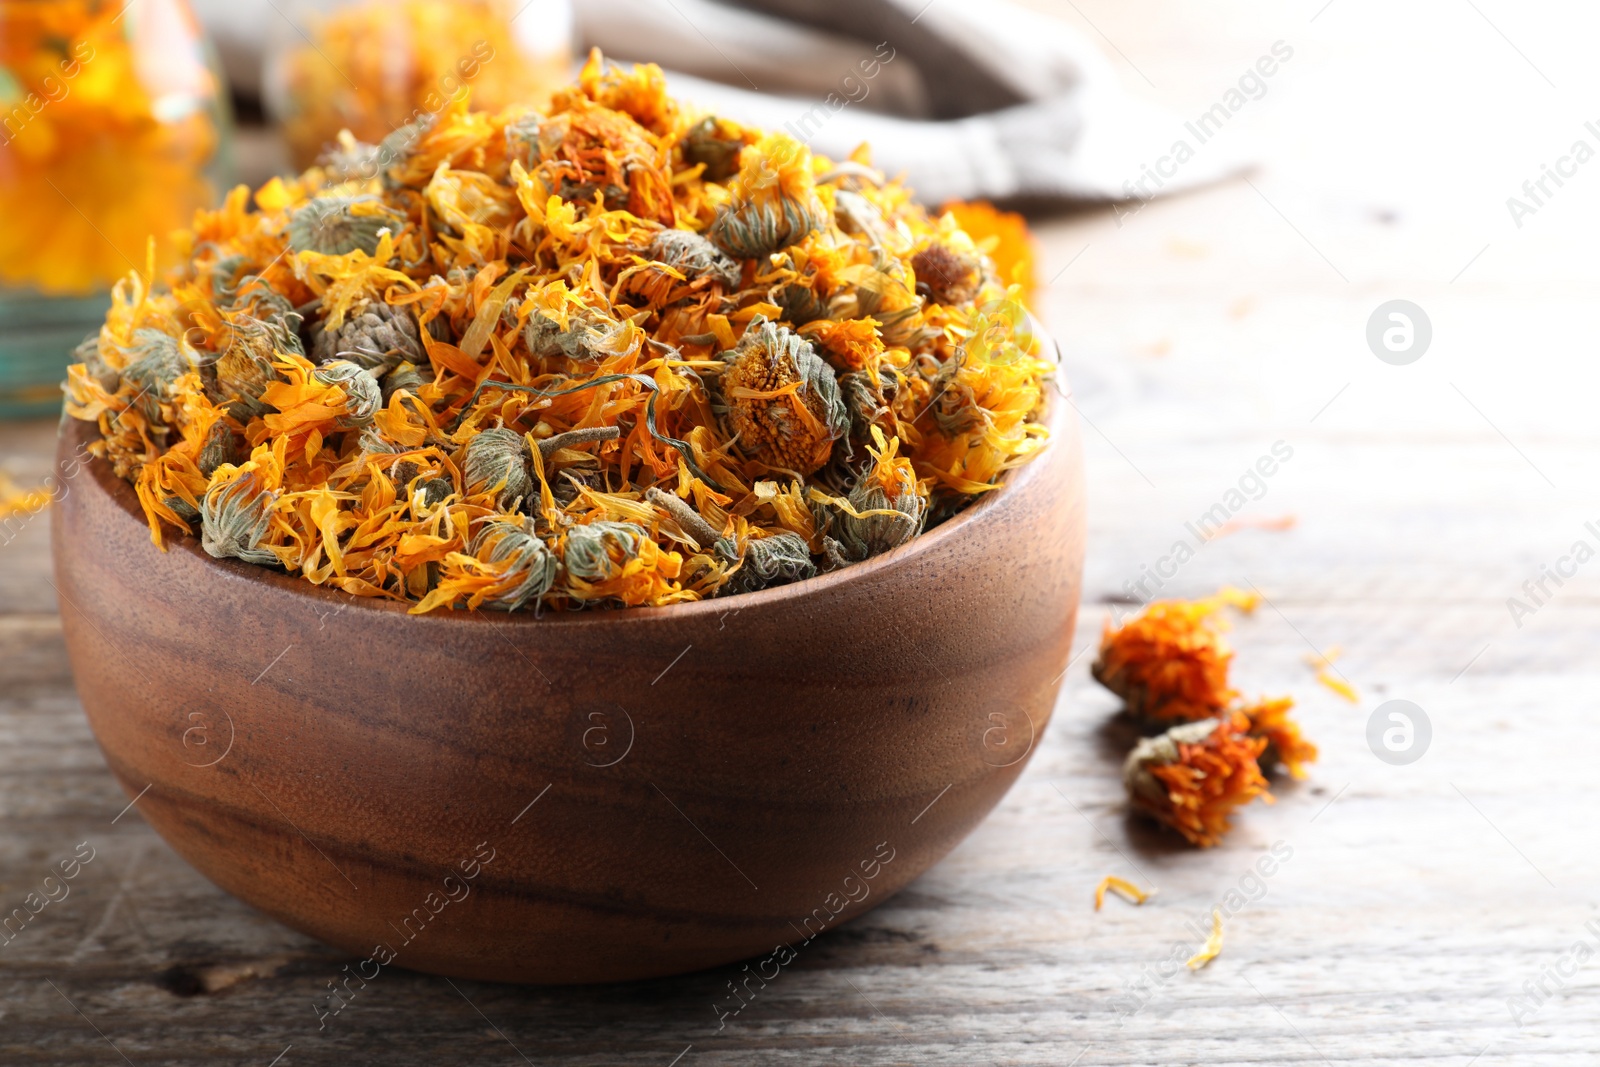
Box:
[195,0,1247,204]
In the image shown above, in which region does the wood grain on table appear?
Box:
[4,1,1598,1063]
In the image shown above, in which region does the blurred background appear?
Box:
[4,1,1597,1063]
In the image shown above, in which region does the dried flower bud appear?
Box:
[287,195,403,257]
[836,468,926,561]
[562,520,646,582]
[380,361,428,405]
[1122,715,1270,848]
[468,519,557,611]
[213,314,296,417]
[682,116,745,183]
[1092,598,1240,727]
[833,189,886,243]
[523,308,627,364]
[118,329,197,424]
[912,243,982,306]
[316,131,382,183]
[418,477,455,508]
[311,359,382,429]
[718,530,815,595]
[648,229,741,289]
[200,468,278,567]
[463,427,533,510]
[198,422,238,477]
[770,281,829,327]
[311,299,426,375]
[73,334,119,392]
[709,134,828,258]
[720,319,848,474]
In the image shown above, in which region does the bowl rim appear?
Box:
[63,356,1070,629]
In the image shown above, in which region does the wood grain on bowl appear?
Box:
[50,398,1084,984]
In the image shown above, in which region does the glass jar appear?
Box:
[0,0,232,418]
[263,0,574,172]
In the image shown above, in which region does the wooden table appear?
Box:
[4,2,1596,1062]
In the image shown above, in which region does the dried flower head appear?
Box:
[836,428,927,561]
[1093,597,1243,726]
[718,530,816,595]
[288,196,403,256]
[200,464,279,567]
[1123,714,1271,847]
[682,115,748,183]
[460,518,558,611]
[721,319,849,475]
[463,427,533,510]
[311,298,427,375]
[913,243,983,307]
[710,134,829,258]
[310,360,383,429]
[647,229,742,289]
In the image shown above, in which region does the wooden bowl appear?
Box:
[51,396,1084,984]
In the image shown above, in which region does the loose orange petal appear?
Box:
[1094,875,1153,911]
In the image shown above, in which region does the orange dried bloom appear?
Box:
[1093,597,1243,725]
[940,200,1038,298]
[1241,695,1318,780]
[1123,713,1271,848]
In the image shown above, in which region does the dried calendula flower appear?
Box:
[311,299,427,374]
[719,531,816,596]
[311,360,383,430]
[710,133,829,258]
[834,428,927,561]
[200,464,280,567]
[1093,594,1247,726]
[682,115,748,183]
[940,201,1039,297]
[647,229,742,289]
[1123,714,1271,848]
[416,518,557,613]
[464,428,533,510]
[912,242,983,307]
[721,318,849,475]
[288,195,404,256]
[1240,696,1318,780]
[62,52,1050,611]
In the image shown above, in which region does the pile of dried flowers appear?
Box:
[1094,588,1318,847]
[63,52,1051,614]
